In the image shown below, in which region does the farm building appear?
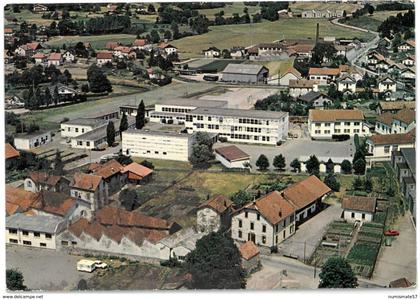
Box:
[342,196,377,223]
[221,64,269,84]
[239,241,260,274]
[214,145,250,169]
[196,195,233,233]
[14,131,52,150]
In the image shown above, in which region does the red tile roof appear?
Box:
[4,28,13,34]
[31,191,76,217]
[215,145,250,162]
[29,171,63,187]
[239,241,260,260]
[368,130,415,146]
[25,42,40,50]
[96,51,113,60]
[309,109,364,122]
[309,67,340,76]
[376,112,394,126]
[342,196,377,213]
[105,42,120,49]
[6,186,38,211]
[282,175,331,210]
[389,278,413,288]
[159,43,177,49]
[133,39,148,46]
[32,53,46,59]
[6,202,21,216]
[70,173,103,191]
[91,159,123,180]
[5,143,19,160]
[48,52,61,60]
[283,66,301,78]
[121,162,153,179]
[393,109,415,125]
[199,195,232,214]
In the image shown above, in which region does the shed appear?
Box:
[221,64,269,84]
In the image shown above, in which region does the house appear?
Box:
[289,79,319,98]
[24,171,69,193]
[4,27,14,38]
[239,241,260,274]
[367,51,386,68]
[88,159,125,194]
[230,47,247,59]
[308,109,369,139]
[120,105,154,118]
[113,46,136,59]
[105,42,121,50]
[32,53,47,64]
[214,145,250,169]
[62,50,75,63]
[281,175,331,224]
[69,173,109,212]
[391,148,416,219]
[49,83,79,102]
[378,76,397,93]
[185,107,289,145]
[122,130,197,162]
[366,130,415,164]
[337,75,357,93]
[399,68,415,84]
[297,91,332,109]
[402,55,415,67]
[158,43,177,56]
[196,195,233,233]
[389,278,413,288]
[15,42,42,57]
[390,109,416,134]
[221,64,269,84]
[397,40,415,52]
[61,118,108,138]
[132,39,148,50]
[338,64,363,82]
[376,101,416,115]
[342,196,377,223]
[33,4,49,13]
[375,112,394,135]
[231,191,296,247]
[121,162,153,184]
[5,143,20,168]
[6,213,67,249]
[47,52,62,66]
[96,51,113,66]
[14,131,52,150]
[6,186,38,216]
[308,67,340,84]
[268,67,302,86]
[203,47,220,58]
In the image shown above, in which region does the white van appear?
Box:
[77,259,97,273]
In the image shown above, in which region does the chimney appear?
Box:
[279,210,282,218]
[315,23,320,44]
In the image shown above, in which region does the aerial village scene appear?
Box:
[3,0,416,292]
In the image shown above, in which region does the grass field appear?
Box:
[46,34,138,49]
[289,2,362,13]
[172,18,374,59]
[197,2,260,20]
[252,59,295,76]
[342,10,408,32]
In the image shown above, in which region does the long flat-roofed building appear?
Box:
[61,118,108,138]
[150,98,228,125]
[185,107,289,145]
[122,129,196,162]
[221,64,269,84]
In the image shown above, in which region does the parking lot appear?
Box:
[6,245,91,291]
[213,138,355,171]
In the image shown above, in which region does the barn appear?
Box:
[221,64,269,84]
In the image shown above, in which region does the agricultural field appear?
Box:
[289,2,362,13]
[172,18,374,59]
[45,34,138,49]
[252,59,295,76]
[342,10,408,32]
[197,2,260,20]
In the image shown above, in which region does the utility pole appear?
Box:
[303,240,306,263]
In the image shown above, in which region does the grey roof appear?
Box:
[156,98,228,108]
[400,148,416,175]
[188,107,288,120]
[298,91,330,103]
[15,131,51,139]
[65,118,108,127]
[6,213,65,234]
[74,117,135,141]
[222,63,268,75]
[159,227,205,251]
[124,129,194,139]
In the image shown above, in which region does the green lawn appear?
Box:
[342,10,408,32]
[197,2,260,20]
[46,34,138,49]
[252,59,295,76]
[172,18,374,59]
[290,2,362,13]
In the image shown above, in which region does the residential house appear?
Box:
[367,51,385,68]
[61,118,108,138]
[230,47,247,59]
[6,213,67,249]
[105,42,121,50]
[376,101,416,115]
[391,148,416,219]
[390,109,416,134]
[196,195,233,233]
[203,47,220,58]
[132,39,148,50]
[239,241,260,274]
[268,67,302,86]
[96,51,113,66]
[400,68,415,85]
[338,64,363,82]
[402,55,415,67]
[158,43,177,56]
[231,191,296,247]
[33,4,49,13]
[308,109,369,139]
[14,131,52,150]
[375,112,394,135]
[32,53,47,65]
[221,64,269,84]
[297,91,332,109]
[337,75,357,93]
[397,40,415,52]
[214,145,251,169]
[49,83,79,102]
[5,143,19,168]
[69,173,109,212]
[24,171,70,193]
[88,159,125,194]
[366,130,415,165]
[342,196,377,223]
[62,50,75,63]
[6,186,38,216]
[47,52,62,66]
[289,79,319,98]
[113,46,136,59]
[15,42,42,57]
[121,162,153,184]
[308,67,340,84]
[378,76,397,93]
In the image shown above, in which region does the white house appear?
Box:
[196,195,233,233]
[14,131,52,150]
[61,118,108,138]
[378,77,397,93]
[337,75,357,93]
[203,47,221,58]
[342,196,377,223]
[47,52,62,66]
[308,67,340,84]
[214,145,250,169]
[62,50,75,63]
[96,52,113,66]
[289,79,318,98]
[69,173,109,212]
[268,67,302,86]
[397,40,415,52]
[402,55,415,67]
[158,43,177,56]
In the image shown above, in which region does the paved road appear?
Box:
[278,204,342,261]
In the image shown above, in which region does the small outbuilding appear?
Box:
[221,64,268,84]
[121,162,154,184]
[215,145,250,169]
[389,278,413,288]
[342,195,377,222]
[239,241,260,274]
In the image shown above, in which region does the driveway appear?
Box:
[371,214,416,285]
[6,245,91,291]
[214,138,355,171]
[278,204,342,261]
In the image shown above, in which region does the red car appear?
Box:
[384,229,400,236]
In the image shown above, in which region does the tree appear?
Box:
[290,158,301,173]
[367,4,375,15]
[190,133,214,167]
[353,158,366,175]
[87,64,112,93]
[185,232,246,289]
[305,155,320,176]
[324,174,340,192]
[53,149,64,175]
[231,190,252,207]
[6,269,26,291]
[318,257,358,288]
[341,160,352,174]
[311,42,337,65]
[273,154,286,171]
[365,177,373,193]
[140,160,154,169]
[325,158,334,174]
[352,176,364,191]
[164,30,172,40]
[119,112,128,138]
[135,100,145,129]
[106,121,115,147]
[119,189,140,211]
[256,154,269,171]
[150,29,160,43]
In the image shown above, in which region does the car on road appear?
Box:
[384,229,400,236]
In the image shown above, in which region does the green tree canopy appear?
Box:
[318,257,358,288]
[273,154,286,170]
[341,160,352,174]
[305,155,320,176]
[324,174,340,192]
[119,112,128,138]
[135,100,145,129]
[6,269,26,291]
[106,121,115,147]
[231,190,252,207]
[256,154,269,171]
[87,64,112,93]
[290,158,301,172]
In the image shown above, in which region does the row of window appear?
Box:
[161,107,192,113]
[314,129,359,134]
[9,229,52,239]
[186,116,281,125]
[9,239,48,247]
[315,122,360,127]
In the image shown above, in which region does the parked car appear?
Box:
[384,229,400,236]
